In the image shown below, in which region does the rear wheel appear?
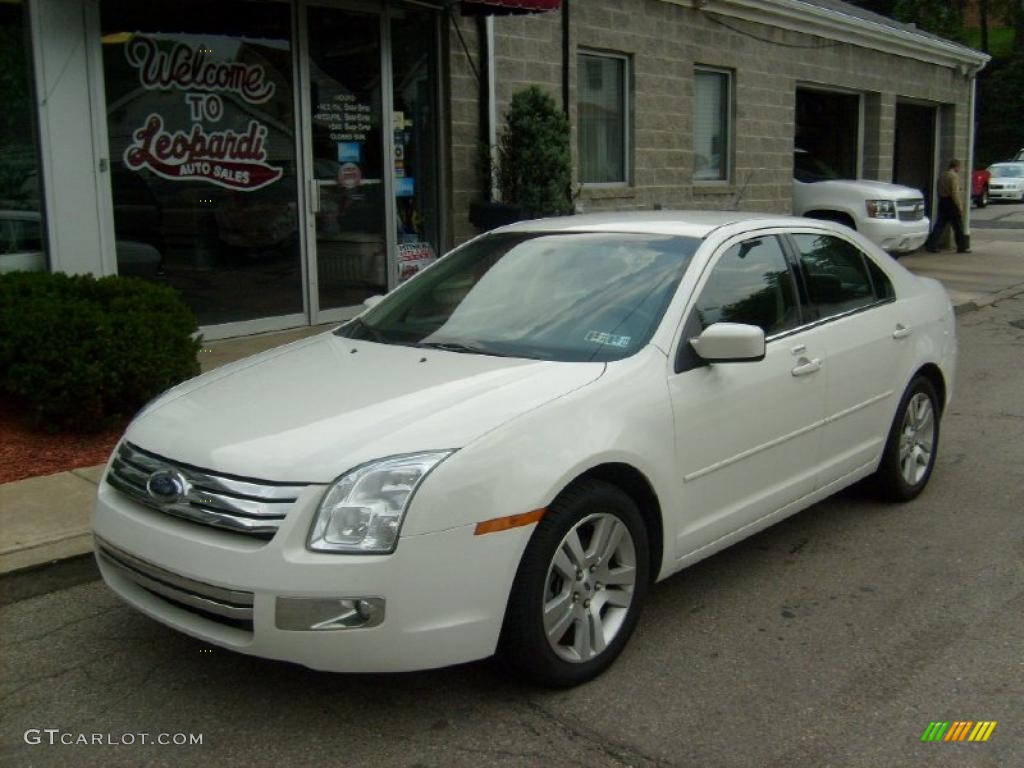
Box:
[499,479,649,687]
[872,376,941,501]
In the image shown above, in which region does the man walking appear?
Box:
[925,158,970,254]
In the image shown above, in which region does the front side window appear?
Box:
[338,232,699,362]
[693,236,799,336]
[693,68,732,182]
[792,233,876,318]
[578,52,628,184]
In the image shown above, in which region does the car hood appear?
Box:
[125,332,605,482]
[797,178,924,199]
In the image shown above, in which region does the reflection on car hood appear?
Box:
[125,332,605,482]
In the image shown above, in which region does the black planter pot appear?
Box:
[468,200,529,232]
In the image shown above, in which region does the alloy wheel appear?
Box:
[542,513,637,663]
[898,392,935,486]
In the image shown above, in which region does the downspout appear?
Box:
[964,70,978,247]
[486,16,498,201]
[561,0,570,117]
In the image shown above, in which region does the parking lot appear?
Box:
[2,284,1022,766]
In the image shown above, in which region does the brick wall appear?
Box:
[445,0,973,246]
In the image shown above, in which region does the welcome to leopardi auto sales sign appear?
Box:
[122,36,284,191]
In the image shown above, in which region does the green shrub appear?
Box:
[0,271,200,431]
[497,86,573,217]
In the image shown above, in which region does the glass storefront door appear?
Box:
[99,0,441,333]
[100,1,304,330]
[301,1,440,324]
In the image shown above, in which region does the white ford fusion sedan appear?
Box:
[93,211,956,687]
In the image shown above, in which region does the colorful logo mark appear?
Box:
[921,721,997,742]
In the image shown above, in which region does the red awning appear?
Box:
[460,0,561,15]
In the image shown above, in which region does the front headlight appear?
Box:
[308,451,453,554]
[866,200,897,219]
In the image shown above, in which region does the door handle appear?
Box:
[791,357,821,377]
[308,179,321,214]
[892,324,913,339]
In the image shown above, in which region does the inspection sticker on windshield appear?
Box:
[585,331,631,348]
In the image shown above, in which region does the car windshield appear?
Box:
[989,164,1024,179]
[336,231,700,362]
[794,151,841,182]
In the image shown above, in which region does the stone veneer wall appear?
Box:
[445,0,973,247]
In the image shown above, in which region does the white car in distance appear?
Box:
[986,162,1024,202]
[93,211,956,687]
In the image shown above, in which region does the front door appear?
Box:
[668,233,828,559]
[300,2,441,325]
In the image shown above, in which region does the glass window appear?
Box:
[693,68,731,182]
[792,233,876,317]
[100,1,301,326]
[578,53,628,184]
[865,257,894,300]
[337,232,700,362]
[694,236,799,336]
[0,1,47,274]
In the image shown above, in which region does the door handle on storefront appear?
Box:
[791,357,821,377]
[309,180,321,214]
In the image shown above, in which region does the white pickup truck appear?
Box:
[792,149,929,254]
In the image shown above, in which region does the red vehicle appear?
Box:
[972,169,991,208]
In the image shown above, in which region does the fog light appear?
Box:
[275,597,385,631]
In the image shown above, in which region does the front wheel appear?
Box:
[977,187,989,207]
[872,376,941,501]
[499,479,650,687]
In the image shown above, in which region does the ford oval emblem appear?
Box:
[146,469,187,504]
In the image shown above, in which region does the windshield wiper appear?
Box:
[339,317,390,343]
[415,341,514,358]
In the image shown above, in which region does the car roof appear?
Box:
[493,210,788,239]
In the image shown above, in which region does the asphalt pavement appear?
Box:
[2,291,1022,767]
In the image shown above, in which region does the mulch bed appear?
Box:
[0,395,129,484]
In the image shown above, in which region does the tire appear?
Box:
[978,186,989,208]
[872,376,941,502]
[498,479,650,688]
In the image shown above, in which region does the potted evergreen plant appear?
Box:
[470,86,573,231]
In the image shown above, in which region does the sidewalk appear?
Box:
[2,241,1022,576]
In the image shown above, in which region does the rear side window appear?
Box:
[791,233,876,318]
[693,236,800,336]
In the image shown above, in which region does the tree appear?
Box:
[892,0,966,42]
[496,86,573,217]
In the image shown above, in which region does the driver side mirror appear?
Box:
[689,323,766,363]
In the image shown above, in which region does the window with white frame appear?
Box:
[693,67,732,182]
[577,52,629,184]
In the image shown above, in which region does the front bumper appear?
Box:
[859,217,929,253]
[92,479,532,673]
[988,188,1023,200]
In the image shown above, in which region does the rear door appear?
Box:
[785,231,903,485]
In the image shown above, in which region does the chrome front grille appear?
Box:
[106,441,307,539]
[897,199,925,222]
[96,536,254,630]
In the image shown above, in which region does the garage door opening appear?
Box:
[795,88,861,179]
[894,102,937,215]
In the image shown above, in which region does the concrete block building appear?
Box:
[1,0,987,338]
